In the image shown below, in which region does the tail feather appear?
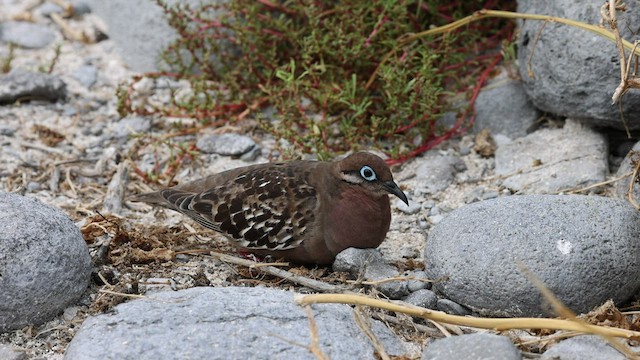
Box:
[129,191,170,207]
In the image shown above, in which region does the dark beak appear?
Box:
[383,181,408,205]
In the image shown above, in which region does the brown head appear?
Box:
[331,152,408,205]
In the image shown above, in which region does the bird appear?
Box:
[130,152,408,264]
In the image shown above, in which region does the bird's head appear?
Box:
[334,152,408,205]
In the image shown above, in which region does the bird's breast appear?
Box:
[323,187,391,252]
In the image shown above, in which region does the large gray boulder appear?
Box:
[65,286,411,359]
[75,0,205,72]
[517,0,640,129]
[0,192,92,332]
[424,195,640,317]
[495,120,607,194]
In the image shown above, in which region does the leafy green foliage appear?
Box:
[120,0,514,161]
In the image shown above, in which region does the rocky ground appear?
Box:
[2,1,640,359]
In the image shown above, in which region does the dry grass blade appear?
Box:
[371,312,443,338]
[208,251,349,293]
[294,294,640,340]
[517,261,638,359]
[560,172,632,194]
[98,289,146,299]
[628,157,640,210]
[353,306,390,360]
[304,305,330,360]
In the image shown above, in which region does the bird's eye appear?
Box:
[359,165,377,181]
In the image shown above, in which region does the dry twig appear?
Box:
[208,251,350,293]
[295,293,640,340]
[602,0,640,106]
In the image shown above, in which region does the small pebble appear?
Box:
[0,344,26,360]
[240,145,261,162]
[36,2,64,17]
[429,214,444,224]
[396,199,421,215]
[403,289,438,309]
[422,200,436,209]
[436,299,471,315]
[482,191,499,200]
[72,2,92,16]
[0,22,56,49]
[109,116,151,139]
[0,125,16,136]
[422,333,522,360]
[26,182,40,192]
[175,254,191,262]
[63,306,79,321]
[407,270,431,291]
[459,146,471,156]
[142,278,174,294]
[197,133,256,156]
[72,65,98,88]
[418,218,430,230]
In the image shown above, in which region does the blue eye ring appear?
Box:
[360,165,377,181]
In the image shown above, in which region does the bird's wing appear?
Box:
[157,163,320,250]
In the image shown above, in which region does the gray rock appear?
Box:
[474,70,539,139]
[495,120,607,193]
[414,154,466,194]
[333,248,382,274]
[541,335,627,360]
[107,116,152,139]
[71,2,92,17]
[64,287,410,360]
[407,270,431,292]
[436,299,470,316]
[333,248,409,299]
[459,145,471,156]
[403,289,437,309]
[71,65,97,88]
[463,186,485,203]
[422,333,522,360]
[425,195,640,317]
[35,2,65,17]
[428,214,444,225]
[396,199,421,215]
[37,1,92,18]
[0,22,55,49]
[197,133,256,156]
[614,140,640,204]
[0,124,16,136]
[0,192,92,332]
[0,69,67,104]
[422,200,436,209]
[75,0,203,72]
[239,145,262,161]
[517,0,640,129]
[482,191,500,200]
[0,344,26,360]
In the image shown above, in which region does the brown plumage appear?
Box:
[131,152,408,264]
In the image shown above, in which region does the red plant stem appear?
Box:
[365,16,389,47]
[256,0,297,16]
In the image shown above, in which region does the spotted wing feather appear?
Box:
[159,163,319,251]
